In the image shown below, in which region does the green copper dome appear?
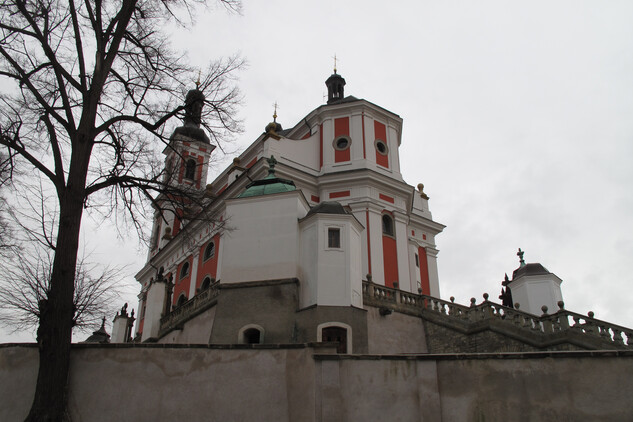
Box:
[238,156,296,198]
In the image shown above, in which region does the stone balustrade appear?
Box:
[159,283,220,337]
[362,281,633,349]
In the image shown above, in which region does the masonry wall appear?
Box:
[423,318,585,353]
[0,344,320,422]
[1,345,631,422]
[316,352,633,421]
[366,306,427,354]
[209,280,299,344]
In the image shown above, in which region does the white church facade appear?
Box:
[127,71,448,351]
[109,71,631,356]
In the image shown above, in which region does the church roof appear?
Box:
[305,201,349,217]
[171,125,211,144]
[81,318,111,344]
[238,156,296,198]
[511,263,550,280]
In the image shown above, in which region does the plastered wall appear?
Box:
[1,345,631,422]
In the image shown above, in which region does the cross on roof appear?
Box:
[517,248,526,267]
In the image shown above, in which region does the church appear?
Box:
[126,69,446,351]
[112,69,631,355]
[2,71,631,422]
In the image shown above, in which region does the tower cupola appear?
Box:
[171,87,211,144]
[325,72,346,104]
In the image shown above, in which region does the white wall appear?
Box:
[222,192,309,283]
[299,213,364,308]
[141,280,168,341]
[510,274,563,316]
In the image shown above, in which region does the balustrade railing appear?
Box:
[362,281,633,348]
[159,284,220,336]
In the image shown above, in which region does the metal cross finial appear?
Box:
[267,155,277,175]
[517,248,526,267]
[195,70,201,89]
[333,53,338,74]
[273,101,279,122]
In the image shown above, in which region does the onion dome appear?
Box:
[171,87,211,144]
[265,102,283,137]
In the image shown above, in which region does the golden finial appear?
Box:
[272,101,279,122]
[195,70,201,89]
[333,53,338,74]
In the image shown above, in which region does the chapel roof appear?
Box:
[238,156,296,198]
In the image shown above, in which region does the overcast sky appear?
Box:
[2,0,632,342]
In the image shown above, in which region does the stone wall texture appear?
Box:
[1,344,631,421]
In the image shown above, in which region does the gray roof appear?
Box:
[511,263,550,280]
[306,201,349,217]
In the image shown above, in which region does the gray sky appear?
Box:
[2,0,632,342]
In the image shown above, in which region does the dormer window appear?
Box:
[184,158,196,180]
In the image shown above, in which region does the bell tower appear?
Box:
[164,87,215,190]
[149,86,215,254]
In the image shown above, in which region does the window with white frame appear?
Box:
[328,227,341,248]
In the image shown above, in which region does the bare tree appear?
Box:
[0,0,242,419]
[0,154,17,258]
[0,249,125,334]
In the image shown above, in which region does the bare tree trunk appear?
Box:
[25,144,91,422]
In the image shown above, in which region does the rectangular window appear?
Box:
[415,253,419,267]
[328,228,341,248]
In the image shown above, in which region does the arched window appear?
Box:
[382,214,394,237]
[243,328,260,344]
[204,241,215,260]
[317,322,352,354]
[176,294,187,308]
[200,277,212,291]
[184,158,196,180]
[238,324,265,344]
[180,261,190,279]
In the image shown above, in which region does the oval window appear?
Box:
[333,136,351,151]
[375,140,388,155]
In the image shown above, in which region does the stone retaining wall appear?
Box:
[1,344,631,421]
